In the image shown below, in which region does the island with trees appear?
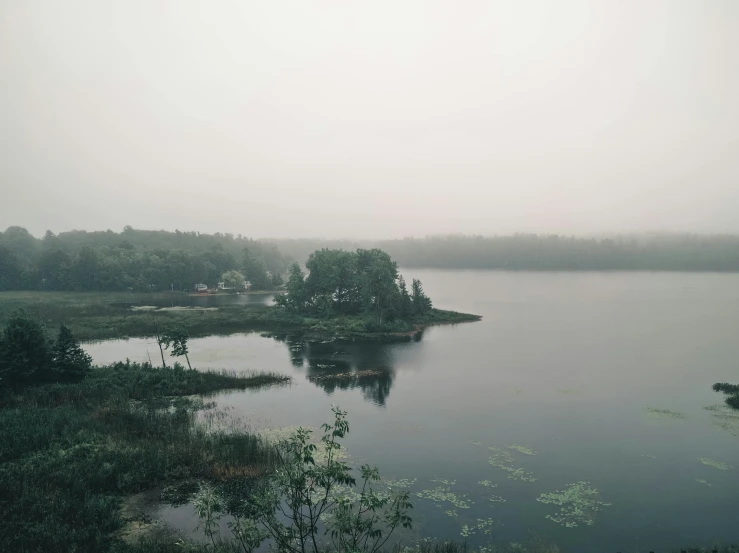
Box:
[271,247,480,341]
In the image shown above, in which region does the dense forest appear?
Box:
[0,226,290,291]
[276,248,432,325]
[267,234,739,271]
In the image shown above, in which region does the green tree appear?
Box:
[194,407,412,553]
[222,270,246,289]
[271,272,284,287]
[0,310,53,388]
[357,249,399,325]
[162,326,193,370]
[276,263,307,312]
[51,324,92,382]
[411,278,432,315]
[242,248,272,290]
[397,275,412,318]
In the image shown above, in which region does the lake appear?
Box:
[84,270,739,552]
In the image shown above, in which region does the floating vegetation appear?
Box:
[416,478,473,509]
[536,482,611,528]
[383,477,417,491]
[469,440,482,446]
[699,458,733,471]
[556,388,584,395]
[705,404,739,437]
[488,495,506,503]
[641,454,657,459]
[695,478,713,487]
[445,509,458,519]
[488,447,537,482]
[308,369,385,381]
[645,407,687,420]
[460,518,497,537]
[477,480,497,488]
[506,445,536,456]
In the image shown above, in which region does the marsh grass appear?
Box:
[0,291,480,342]
[0,361,286,553]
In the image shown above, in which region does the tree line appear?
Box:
[275,248,432,325]
[266,234,739,271]
[0,226,290,291]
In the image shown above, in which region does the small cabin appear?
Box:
[194,283,208,292]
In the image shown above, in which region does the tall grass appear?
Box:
[0,362,286,553]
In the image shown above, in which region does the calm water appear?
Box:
[85,271,739,552]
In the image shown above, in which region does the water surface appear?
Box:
[85,271,739,551]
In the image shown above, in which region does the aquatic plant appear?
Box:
[488,447,537,483]
[695,478,713,487]
[477,480,497,488]
[705,404,739,437]
[536,482,611,528]
[641,454,657,459]
[506,445,536,456]
[699,458,733,471]
[459,518,496,537]
[645,407,687,420]
[416,478,473,509]
[469,440,482,446]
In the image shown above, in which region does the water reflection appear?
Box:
[275,335,396,406]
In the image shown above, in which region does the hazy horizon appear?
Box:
[2,1,738,239]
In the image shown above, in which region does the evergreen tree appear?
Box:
[52,324,92,382]
[0,310,53,388]
[276,263,307,312]
[411,278,432,315]
[397,276,412,317]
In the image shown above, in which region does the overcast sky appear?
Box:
[1,1,738,239]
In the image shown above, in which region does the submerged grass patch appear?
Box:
[645,407,688,420]
[536,482,611,528]
[698,457,733,471]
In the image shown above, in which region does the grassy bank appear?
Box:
[0,291,481,342]
[0,362,288,553]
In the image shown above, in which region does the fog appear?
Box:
[1,0,737,239]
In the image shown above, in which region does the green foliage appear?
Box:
[713,382,739,410]
[0,309,53,389]
[161,326,193,370]
[411,279,432,315]
[52,323,92,382]
[242,248,272,290]
[194,407,413,553]
[221,270,247,289]
[0,362,287,553]
[277,248,432,326]
[0,226,290,292]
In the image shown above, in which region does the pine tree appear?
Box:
[411,279,432,315]
[398,276,412,318]
[52,324,92,382]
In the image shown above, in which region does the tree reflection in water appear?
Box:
[275,335,396,406]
